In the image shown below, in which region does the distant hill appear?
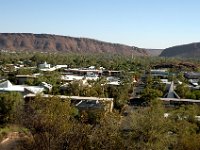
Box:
[160,42,200,58]
[0,33,149,56]
[145,49,163,56]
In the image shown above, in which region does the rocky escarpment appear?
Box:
[0,33,148,56]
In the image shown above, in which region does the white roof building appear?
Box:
[0,80,45,94]
[39,62,68,72]
[61,75,84,81]
[38,61,51,69]
[55,65,68,69]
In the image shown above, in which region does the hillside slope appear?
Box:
[0,33,148,56]
[145,49,163,56]
[160,42,200,58]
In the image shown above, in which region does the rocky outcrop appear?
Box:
[0,33,148,56]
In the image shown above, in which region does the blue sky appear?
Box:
[0,0,200,49]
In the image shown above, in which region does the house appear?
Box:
[150,69,169,78]
[24,94,114,112]
[38,62,56,71]
[61,74,84,82]
[160,98,200,107]
[102,70,121,77]
[38,61,51,69]
[106,76,121,86]
[38,62,68,72]
[75,100,105,111]
[0,80,45,95]
[188,79,199,87]
[184,72,200,79]
[16,74,37,84]
[184,72,200,88]
[54,65,68,70]
[64,68,101,76]
[62,68,100,82]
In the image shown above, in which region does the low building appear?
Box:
[184,72,200,89]
[184,72,200,79]
[64,68,101,76]
[38,61,51,69]
[160,98,200,107]
[55,65,68,69]
[38,62,68,72]
[0,80,45,95]
[106,76,121,86]
[102,70,121,77]
[62,68,100,82]
[61,74,85,82]
[150,69,169,78]
[24,94,114,112]
[188,79,199,87]
[75,100,105,111]
[16,74,37,84]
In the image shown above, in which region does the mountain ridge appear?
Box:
[160,42,200,58]
[0,33,149,56]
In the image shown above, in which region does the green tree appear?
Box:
[89,112,125,149]
[128,100,173,149]
[191,90,200,100]
[169,105,200,150]
[141,87,163,102]
[17,68,34,75]
[19,95,77,150]
[65,80,82,96]
[0,92,23,124]
[176,83,191,98]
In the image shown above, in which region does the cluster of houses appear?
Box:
[149,69,200,88]
[131,68,200,108]
[0,61,124,112]
[2,60,200,112]
[143,69,200,106]
[36,62,121,86]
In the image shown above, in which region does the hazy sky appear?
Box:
[1,0,200,48]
